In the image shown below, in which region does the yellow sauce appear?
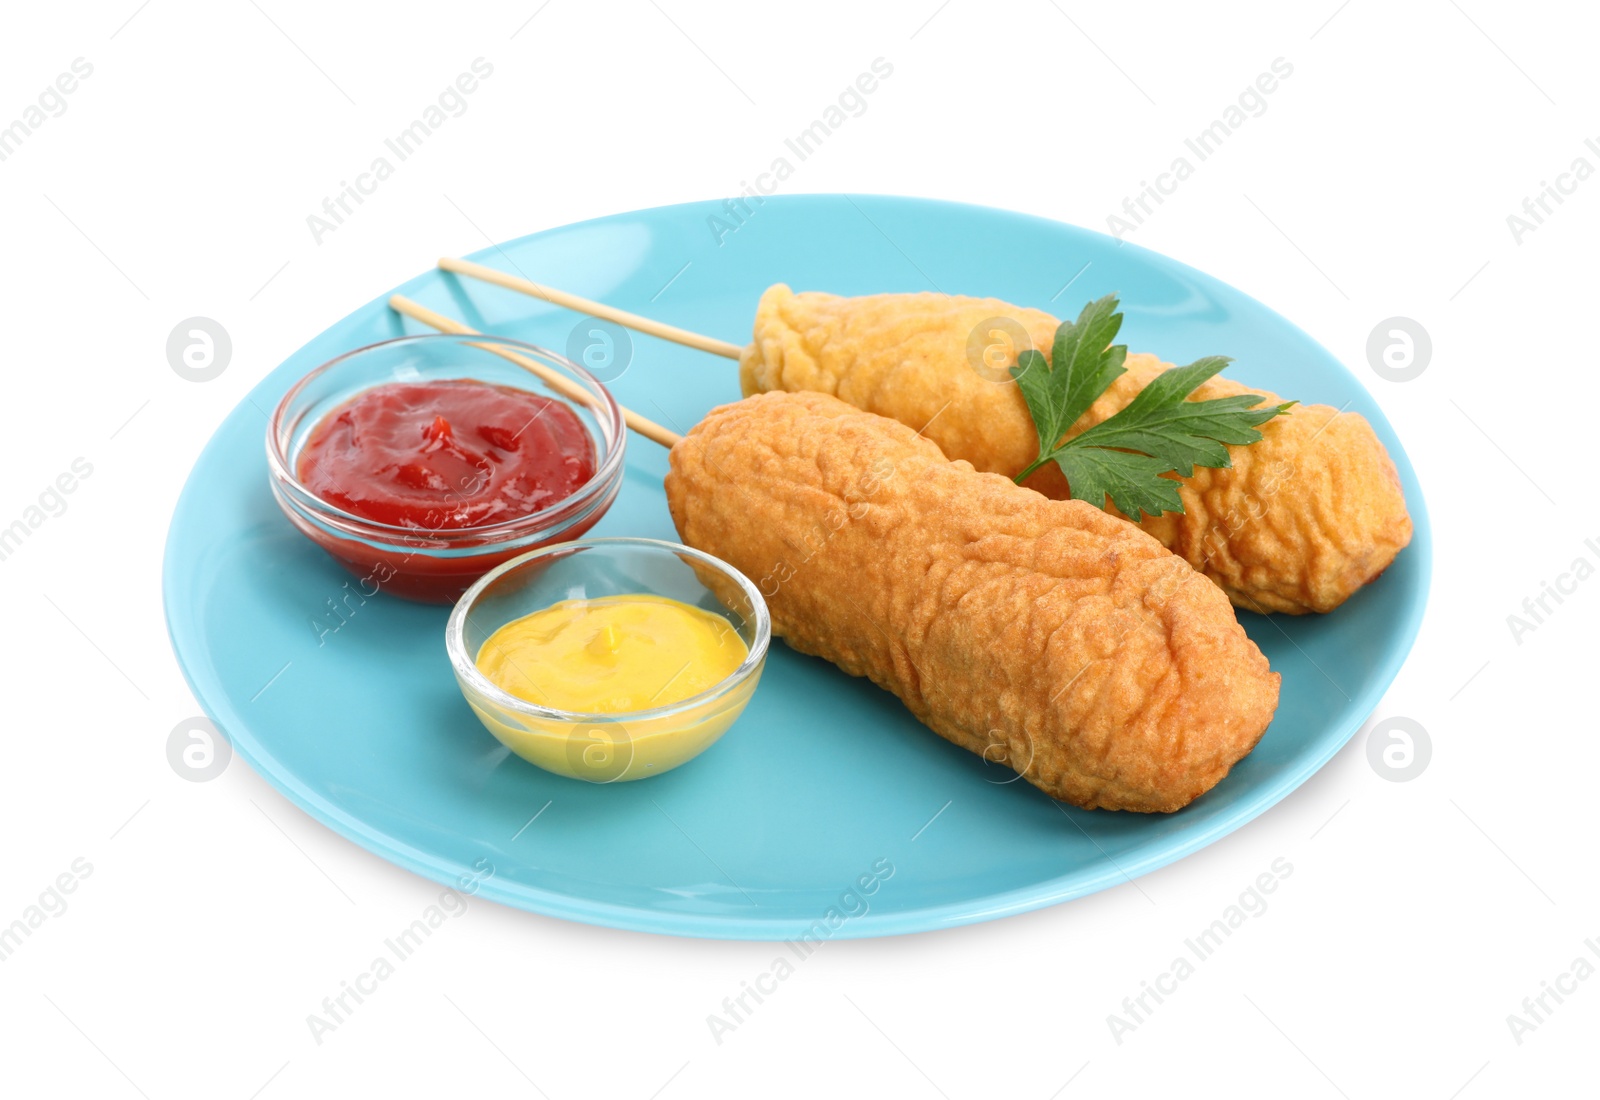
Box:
[476,594,748,714]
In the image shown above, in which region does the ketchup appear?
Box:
[298,380,596,530]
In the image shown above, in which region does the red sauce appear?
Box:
[298,380,596,530]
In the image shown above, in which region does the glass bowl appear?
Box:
[266,333,626,604]
[446,538,771,783]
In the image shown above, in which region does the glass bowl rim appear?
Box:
[265,332,628,540]
[445,536,773,725]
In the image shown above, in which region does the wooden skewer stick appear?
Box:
[387,294,682,449]
[438,255,745,361]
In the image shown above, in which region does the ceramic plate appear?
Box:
[163,195,1430,939]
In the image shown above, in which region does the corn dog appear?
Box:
[738,285,1412,614]
[665,391,1280,812]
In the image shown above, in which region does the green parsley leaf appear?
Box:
[1013,293,1127,454]
[1011,294,1293,519]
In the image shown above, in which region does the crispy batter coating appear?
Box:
[665,391,1280,812]
[739,285,1413,614]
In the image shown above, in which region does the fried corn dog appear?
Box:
[738,285,1412,614]
[665,391,1280,812]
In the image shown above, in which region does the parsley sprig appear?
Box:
[1011,294,1293,519]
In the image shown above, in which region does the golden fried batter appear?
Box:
[739,285,1412,614]
[665,391,1280,812]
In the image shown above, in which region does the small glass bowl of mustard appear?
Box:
[446,538,771,782]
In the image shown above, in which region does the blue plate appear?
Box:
[163,196,1430,939]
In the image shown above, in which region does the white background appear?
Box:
[1,1,1594,1096]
